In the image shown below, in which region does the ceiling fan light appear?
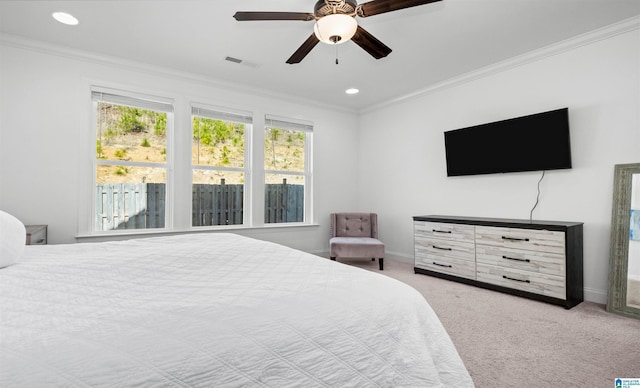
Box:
[313,14,357,45]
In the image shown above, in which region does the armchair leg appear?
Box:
[379,258,384,271]
[371,258,375,261]
[330,257,336,261]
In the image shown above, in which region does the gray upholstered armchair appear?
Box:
[329,212,385,270]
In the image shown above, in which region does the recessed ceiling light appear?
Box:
[52,12,79,26]
[345,88,359,95]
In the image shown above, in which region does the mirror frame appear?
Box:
[607,163,640,319]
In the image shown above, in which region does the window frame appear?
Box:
[82,87,316,237]
[190,104,252,227]
[90,87,174,233]
[264,115,313,225]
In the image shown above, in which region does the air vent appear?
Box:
[225,56,243,64]
[224,56,260,69]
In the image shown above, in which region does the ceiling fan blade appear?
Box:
[357,0,442,18]
[286,34,320,64]
[351,26,392,59]
[233,12,315,22]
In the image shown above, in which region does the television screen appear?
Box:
[444,108,572,177]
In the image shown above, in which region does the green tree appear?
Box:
[193,118,243,145]
[96,140,104,158]
[117,106,146,133]
[154,113,167,136]
[266,128,281,168]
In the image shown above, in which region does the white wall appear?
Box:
[0,39,360,252]
[2,23,639,304]
[357,27,640,303]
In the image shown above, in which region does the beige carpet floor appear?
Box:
[343,257,640,388]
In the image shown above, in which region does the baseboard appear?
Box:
[314,249,414,263]
[384,250,414,264]
[308,249,327,257]
[584,287,607,305]
[314,248,608,305]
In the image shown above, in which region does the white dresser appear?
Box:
[414,216,583,309]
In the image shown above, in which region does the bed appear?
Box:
[0,218,473,387]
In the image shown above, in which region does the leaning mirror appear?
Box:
[607,163,640,319]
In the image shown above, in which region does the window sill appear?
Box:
[76,223,320,241]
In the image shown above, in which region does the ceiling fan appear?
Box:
[233,0,442,64]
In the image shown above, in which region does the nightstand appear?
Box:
[25,225,47,245]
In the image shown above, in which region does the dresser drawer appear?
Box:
[414,221,475,242]
[475,226,565,255]
[415,254,476,280]
[415,235,475,261]
[476,245,565,277]
[476,263,565,299]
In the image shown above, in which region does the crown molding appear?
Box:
[0,33,356,115]
[361,16,640,114]
[2,14,638,117]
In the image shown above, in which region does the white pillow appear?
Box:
[0,210,26,268]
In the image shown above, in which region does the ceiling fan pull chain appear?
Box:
[336,45,339,65]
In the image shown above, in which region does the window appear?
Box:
[89,88,314,234]
[264,115,312,224]
[192,106,251,226]
[92,89,173,231]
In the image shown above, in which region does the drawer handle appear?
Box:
[432,229,452,234]
[502,236,530,242]
[432,245,452,251]
[502,275,530,283]
[433,262,453,268]
[502,255,530,263]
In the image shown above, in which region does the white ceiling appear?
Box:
[1,0,639,111]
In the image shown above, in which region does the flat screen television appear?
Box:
[444,108,572,177]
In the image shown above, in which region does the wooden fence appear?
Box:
[96,183,165,231]
[265,180,304,224]
[96,180,303,231]
[192,180,243,226]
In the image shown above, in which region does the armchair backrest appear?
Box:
[330,213,378,238]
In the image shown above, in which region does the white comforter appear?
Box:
[0,233,473,387]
